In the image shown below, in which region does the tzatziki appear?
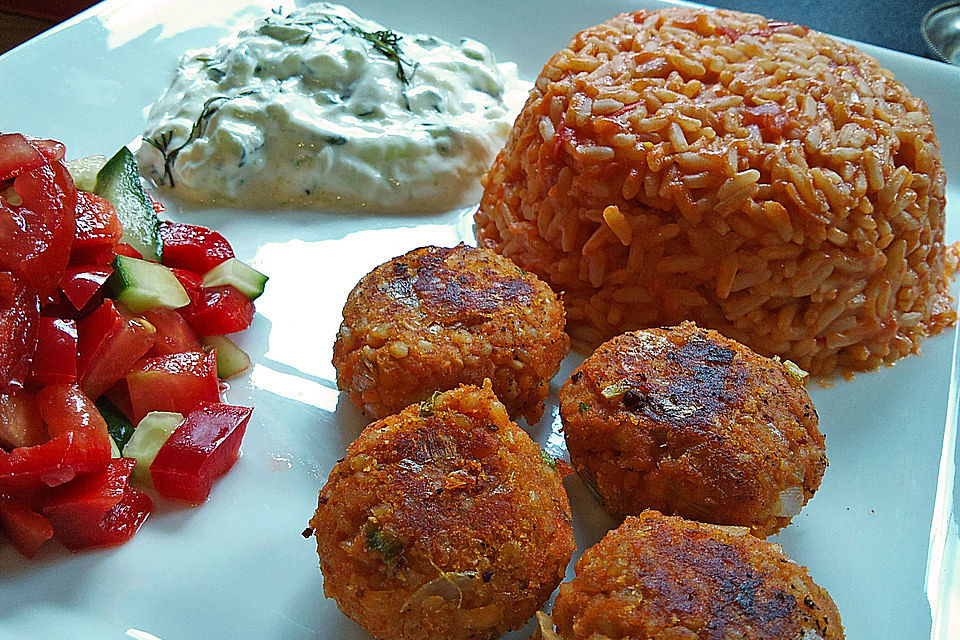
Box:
[137,3,529,212]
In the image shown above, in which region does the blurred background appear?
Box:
[0,0,948,58]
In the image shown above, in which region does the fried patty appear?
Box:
[333,244,569,424]
[311,383,576,640]
[542,511,844,640]
[560,321,826,536]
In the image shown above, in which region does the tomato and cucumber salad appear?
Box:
[0,133,266,558]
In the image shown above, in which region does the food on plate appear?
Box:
[0,134,264,558]
[333,243,569,424]
[138,2,528,212]
[559,321,825,536]
[475,7,957,376]
[536,510,844,640]
[310,383,575,640]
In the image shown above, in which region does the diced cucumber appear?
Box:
[203,335,252,379]
[202,258,268,300]
[125,411,184,484]
[95,395,136,453]
[105,255,190,313]
[94,147,163,261]
[65,155,107,192]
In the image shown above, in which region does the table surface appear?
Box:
[0,0,948,59]
[698,0,943,60]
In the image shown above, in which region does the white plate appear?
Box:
[1,1,959,639]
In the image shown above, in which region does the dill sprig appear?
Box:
[321,15,416,87]
[145,93,250,187]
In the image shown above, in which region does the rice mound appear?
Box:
[475,7,957,375]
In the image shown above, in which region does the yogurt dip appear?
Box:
[138,3,529,212]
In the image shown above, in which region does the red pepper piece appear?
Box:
[150,403,252,503]
[0,429,112,496]
[29,318,78,385]
[142,307,201,357]
[182,285,254,337]
[169,267,203,299]
[59,265,112,311]
[0,272,40,394]
[42,457,135,539]
[0,160,77,299]
[159,221,234,273]
[126,350,219,423]
[0,392,48,450]
[53,483,152,551]
[78,300,156,399]
[0,495,54,558]
[148,194,165,216]
[71,191,122,264]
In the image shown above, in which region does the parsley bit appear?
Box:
[539,449,557,469]
[419,390,442,417]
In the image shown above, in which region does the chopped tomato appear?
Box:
[52,483,152,551]
[35,384,110,442]
[78,300,156,399]
[142,307,201,356]
[183,285,254,336]
[150,403,252,503]
[0,429,111,496]
[0,272,40,394]
[741,102,792,139]
[0,495,53,558]
[30,317,78,385]
[0,393,47,450]
[59,265,112,311]
[126,350,219,423]
[159,221,234,273]
[43,458,135,542]
[0,133,49,181]
[28,137,66,162]
[71,191,122,264]
[0,160,77,299]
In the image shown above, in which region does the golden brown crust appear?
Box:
[560,321,826,536]
[333,244,570,423]
[550,511,844,640]
[312,383,576,640]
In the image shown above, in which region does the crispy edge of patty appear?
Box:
[333,244,570,423]
[545,510,844,640]
[312,382,576,640]
[559,321,826,535]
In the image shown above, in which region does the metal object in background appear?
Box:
[923,1,960,63]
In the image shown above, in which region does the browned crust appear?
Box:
[560,321,826,536]
[312,383,576,640]
[333,244,570,423]
[550,511,844,639]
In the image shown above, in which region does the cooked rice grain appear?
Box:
[475,7,958,375]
